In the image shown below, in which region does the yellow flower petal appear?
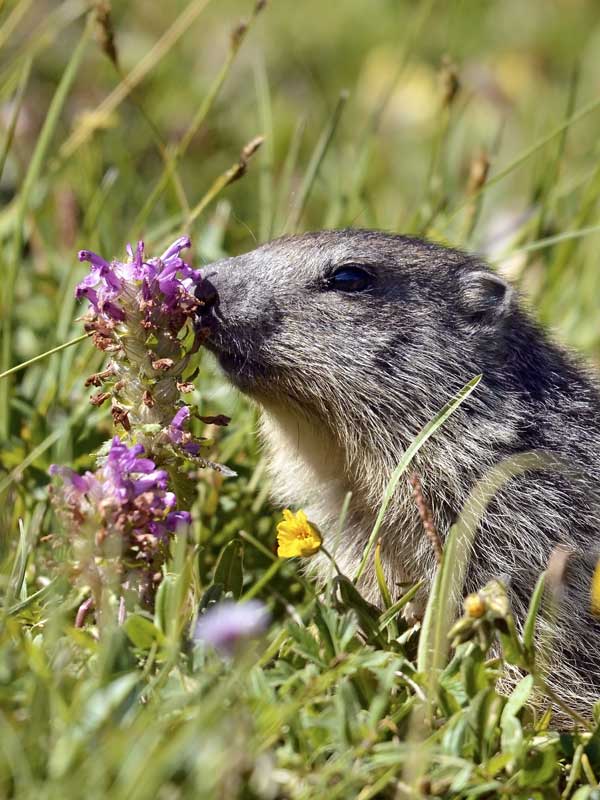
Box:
[276,508,322,558]
[591,559,600,616]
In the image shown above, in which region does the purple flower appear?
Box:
[76,237,202,338]
[169,407,190,443]
[194,601,270,657]
[167,407,203,458]
[50,436,190,606]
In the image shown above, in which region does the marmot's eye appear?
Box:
[327,266,373,293]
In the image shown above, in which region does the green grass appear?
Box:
[2,0,600,797]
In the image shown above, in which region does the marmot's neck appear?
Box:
[259,404,350,508]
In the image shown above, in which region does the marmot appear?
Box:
[197,228,600,714]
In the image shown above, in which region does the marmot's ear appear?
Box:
[460,270,514,322]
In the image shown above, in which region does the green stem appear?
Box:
[0,333,88,381]
[239,560,282,602]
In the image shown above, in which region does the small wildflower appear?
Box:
[168,406,202,456]
[50,436,190,608]
[194,600,270,657]
[276,509,322,558]
[464,593,486,619]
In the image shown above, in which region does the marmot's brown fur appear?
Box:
[197,229,600,715]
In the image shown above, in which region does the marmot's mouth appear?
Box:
[207,342,264,393]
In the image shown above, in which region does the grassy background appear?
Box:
[2,0,600,797]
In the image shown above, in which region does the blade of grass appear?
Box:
[7,578,60,616]
[81,166,119,235]
[283,90,348,234]
[523,571,546,656]
[239,560,282,602]
[417,451,564,686]
[255,57,275,242]
[442,92,600,231]
[273,116,305,235]
[374,541,393,610]
[0,14,93,439]
[0,0,34,51]
[0,56,31,184]
[491,223,600,264]
[378,580,425,631]
[354,374,482,583]
[184,135,264,229]
[326,490,352,584]
[0,334,88,382]
[543,161,600,297]
[530,65,580,245]
[0,0,87,90]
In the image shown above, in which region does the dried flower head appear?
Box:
[276,509,322,558]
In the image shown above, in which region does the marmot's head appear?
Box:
[197,229,516,449]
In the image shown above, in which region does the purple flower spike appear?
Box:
[49,436,190,607]
[194,600,271,657]
[75,237,202,335]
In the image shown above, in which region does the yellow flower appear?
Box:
[464,593,486,619]
[591,559,600,616]
[276,509,322,558]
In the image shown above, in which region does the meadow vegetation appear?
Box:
[2,1,600,797]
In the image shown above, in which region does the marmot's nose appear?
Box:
[195,276,219,311]
[194,275,220,336]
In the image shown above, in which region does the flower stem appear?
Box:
[320,545,343,577]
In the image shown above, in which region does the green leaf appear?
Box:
[197,583,224,614]
[503,674,534,719]
[518,745,559,787]
[334,576,384,647]
[123,615,165,650]
[378,580,425,630]
[500,713,523,757]
[584,724,600,774]
[473,690,504,760]
[523,571,546,656]
[374,540,393,610]
[213,538,244,599]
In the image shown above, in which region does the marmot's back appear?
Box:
[197,228,600,714]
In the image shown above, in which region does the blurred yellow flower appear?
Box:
[464,593,486,619]
[276,509,322,558]
[591,559,600,616]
